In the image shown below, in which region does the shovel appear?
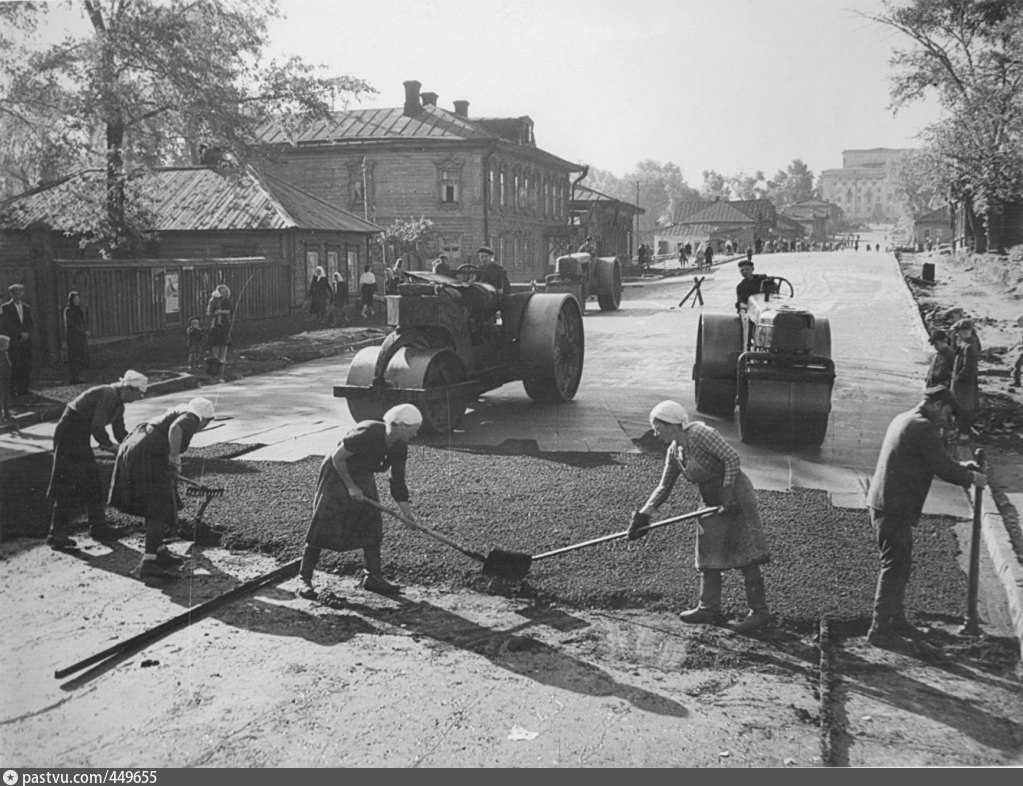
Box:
[481,506,725,581]
[365,498,489,564]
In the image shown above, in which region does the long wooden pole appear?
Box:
[54,558,301,679]
[959,448,985,636]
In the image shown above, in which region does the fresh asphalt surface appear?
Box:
[2,250,1019,641]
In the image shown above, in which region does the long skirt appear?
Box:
[304,458,382,552]
[694,471,770,571]
[46,409,103,505]
[107,423,177,522]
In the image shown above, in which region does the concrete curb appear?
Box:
[988,494,1023,661]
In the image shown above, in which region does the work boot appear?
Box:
[297,576,318,600]
[886,614,928,641]
[90,521,131,540]
[360,570,401,595]
[734,566,772,633]
[866,620,910,649]
[679,570,724,625]
[138,550,184,580]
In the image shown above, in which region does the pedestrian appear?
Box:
[297,403,424,600]
[1012,313,1023,389]
[45,370,149,551]
[0,283,34,399]
[628,400,773,633]
[62,291,89,384]
[432,254,453,277]
[330,272,348,326]
[925,329,954,388]
[108,396,216,580]
[0,335,12,421]
[359,264,377,318]
[950,318,980,440]
[476,245,510,297]
[864,385,986,648]
[307,266,331,325]
[186,316,205,370]
[206,284,233,366]
[703,243,714,271]
[384,266,399,296]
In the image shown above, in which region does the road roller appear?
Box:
[692,275,835,446]
[536,252,623,312]
[334,268,584,433]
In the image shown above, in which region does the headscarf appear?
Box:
[66,291,82,308]
[649,400,689,427]
[384,403,423,427]
[216,284,231,299]
[120,370,149,393]
[314,266,325,279]
[187,396,215,420]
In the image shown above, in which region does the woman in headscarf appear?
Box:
[307,266,331,325]
[45,370,149,550]
[298,403,423,600]
[206,284,233,365]
[108,396,216,580]
[628,400,773,633]
[330,272,348,326]
[62,291,89,384]
[950,318,981,441]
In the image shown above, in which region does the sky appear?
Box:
[19,0,945,184]
[265,0,945,181]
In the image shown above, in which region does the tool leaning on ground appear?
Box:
[177,475,226,544]
[368,499,724,582]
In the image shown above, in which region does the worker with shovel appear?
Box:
[628,400,773,633]
[297,403,423,600]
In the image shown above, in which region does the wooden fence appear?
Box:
[56,257,290,341]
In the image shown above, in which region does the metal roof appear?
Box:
[572,183,643,213]
[0,167,382,234]
[679,201,760,226]
[255,105,494,145]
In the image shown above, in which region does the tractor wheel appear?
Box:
[519,293,584,403]
[387,347,468,434]
[693,313,741,416]
[596,258,623,311]
[812,316,831,358]
[344,346,386,423]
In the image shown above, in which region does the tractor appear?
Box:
[334,266,585,433]
[536,252,623,312]
[691,275,835,446]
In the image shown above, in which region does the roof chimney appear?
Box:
[403,80,422,116]
[453,100,469,118]
[421,91,438,107]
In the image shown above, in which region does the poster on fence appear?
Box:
[165,271,180,314]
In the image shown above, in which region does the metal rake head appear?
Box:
[185,485,225,499]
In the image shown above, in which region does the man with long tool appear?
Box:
[865,385,986,649]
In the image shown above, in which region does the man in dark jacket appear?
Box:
[0,283,34,398]
[735,258,761,311]
[864,386,986,648]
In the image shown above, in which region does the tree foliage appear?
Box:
[765,159,816,207]
[699,169,772,201]
[583,160,699,238]
[864,0,1023,217]
[0,0,374,255]
[381,216,438,266]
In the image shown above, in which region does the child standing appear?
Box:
[186,316,205,370]
[0,334,12,420]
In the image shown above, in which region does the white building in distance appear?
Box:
[819,148,914,223]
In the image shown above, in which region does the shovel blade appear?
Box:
[482,548,532,581]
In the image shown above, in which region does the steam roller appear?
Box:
[692,275,835,446]
[336,269,584,434]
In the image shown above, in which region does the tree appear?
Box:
[766,159,816,208]
[582,160,698,240]
[0,0,374,255]
[864,0,1023,247]
[700,169,731,200]
[381,216,439,269]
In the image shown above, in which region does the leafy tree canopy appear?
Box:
[583,160,699,238]
[0,0,374,255]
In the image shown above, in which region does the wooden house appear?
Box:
[0,166,381,361]
[569,183,644,265]
[256,80,584,283]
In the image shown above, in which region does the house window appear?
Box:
[305,248,320,280]
[488,168,495,205]
[441,169,460,204]
[499,170,507,207]
[513,172,521,208]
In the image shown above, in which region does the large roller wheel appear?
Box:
[344,346,386,423]
[596,259,623,311]
[693,313,742,416]
[519,293,584,403]
[812,316,831,358]
[386,347,468,434]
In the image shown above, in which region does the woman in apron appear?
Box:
[629,400,773,633]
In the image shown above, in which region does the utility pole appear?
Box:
[635,180,640,260]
